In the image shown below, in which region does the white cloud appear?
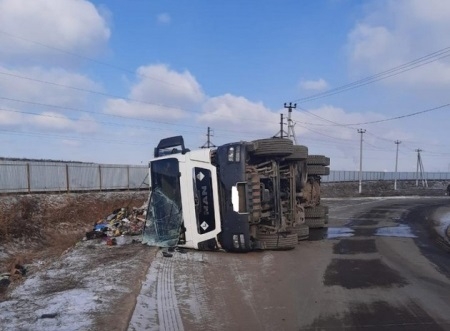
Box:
[0,66,102,108]
[61,139,82,147]
[0,64,103,141]
[299,78,329,91]
[157,13,171,24]
[0,0,110,65]
[104,64,205,120]
[0,108,22,126]
[31,112,97,133]
[346,0,450,86]
[0,107,98,135]
[198,94,280,139]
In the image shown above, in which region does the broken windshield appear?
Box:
[142,158,183,247]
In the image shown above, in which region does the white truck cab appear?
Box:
[142,137,221,250]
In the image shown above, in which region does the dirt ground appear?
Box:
[0,181,449,330]
[0,191,149,296]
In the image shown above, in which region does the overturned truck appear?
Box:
[143,136,329,252]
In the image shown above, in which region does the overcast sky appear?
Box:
[0,0,449,171]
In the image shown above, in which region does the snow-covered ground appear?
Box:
[0,238,156,331]
[434,210,450,245]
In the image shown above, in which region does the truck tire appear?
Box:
[305,205,327,218]
[305,217,326,228]
[307,155,330,166]
[252,138,294,157]
[258,233,298,250]
[307,165,329,175]
[285,145,308,161]
[288,224,309,241]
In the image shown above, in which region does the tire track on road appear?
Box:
[157,256,184,331]
[128,253,184,331]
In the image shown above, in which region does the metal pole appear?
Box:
[358,129,366,194]
[284,102,297,144]
[280,114,284,139]
[200,127,215,148]
[394,140,401,190]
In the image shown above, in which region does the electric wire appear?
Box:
[291,46,450,103]
[0,29,182,89]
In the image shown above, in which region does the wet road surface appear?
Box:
[129,197,450,331]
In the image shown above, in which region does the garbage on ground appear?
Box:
[0,273,11,289]
[85,203,147,246]
[0,262,28,292]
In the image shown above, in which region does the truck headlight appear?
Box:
[233,235,239,248]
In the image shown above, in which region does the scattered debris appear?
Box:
[0,273,11,290]
[85,203,147,246]
[175,247,188,254]
[0,261,27,293]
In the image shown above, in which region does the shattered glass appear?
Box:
[142,188,183,247]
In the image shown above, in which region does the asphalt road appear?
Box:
[129,197,450,331]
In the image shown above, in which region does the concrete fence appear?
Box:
[1,160,450,193]
[322,171,450,182]
[0,160,150,193]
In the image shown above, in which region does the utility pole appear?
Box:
[394,140,401,190]
[415,149,428,187]
[200,127,216,148]
[284,102,297,144]
[358,129,366,194]
[280,113,285,138]
[274,112,288,139]
[274,103,297,142]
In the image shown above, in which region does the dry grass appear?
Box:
[0,192,148,273]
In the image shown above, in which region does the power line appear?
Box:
[0,70,184,112]
[291,46,450,103]
[339,103,450,126]
[293,102,450,127]
[0,29,182,89]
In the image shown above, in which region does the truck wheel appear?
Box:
[258,233,298,250]
[305,218,326,228]
[252,138,294,157]
[307,165,329,176]
[288,224,309,241]
[307,155,330,166]
[305,205,327,218]
[285,145,308,161]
